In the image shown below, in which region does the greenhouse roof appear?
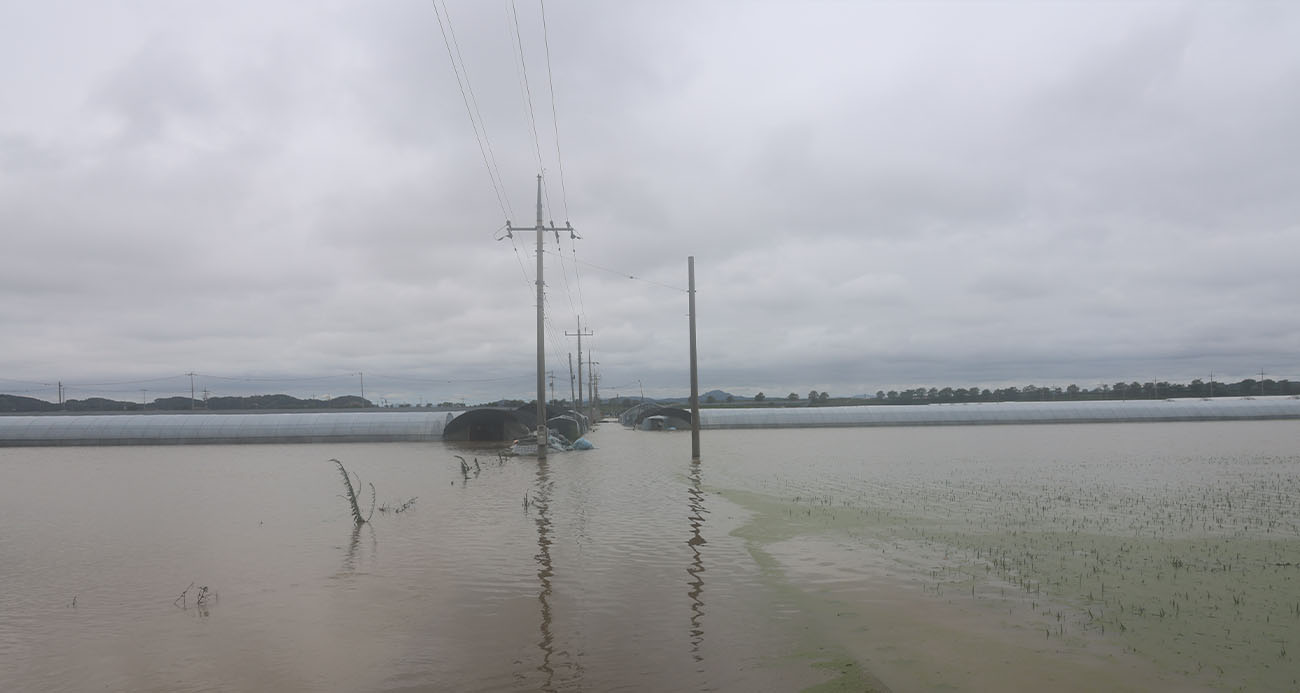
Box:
[0,411,455,446]
[697,397,1300,429]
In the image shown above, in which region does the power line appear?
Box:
[543,250,688,293]
[431,0,512,218]
[499,3,587,348]
[554,230,578,316]
[570,237,588,323]
[505,232,534,288]
[0,377,55,386]
[196,372,357,383]
[539,0,569,222]
[442,0,513,218]
[369,373,535,384]
[63,374,189,387]
[534,0,585,328]
[507,0,549,206]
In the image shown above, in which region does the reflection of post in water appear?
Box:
[338,523,377,578]
[687,459,708,662]
[533,459,557,691]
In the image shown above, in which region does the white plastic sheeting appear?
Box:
[0,411,453,446]
[697,397,1300,429]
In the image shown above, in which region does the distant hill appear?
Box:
[0,393,375,413]
[0,394,58,412]
[647,389,744,405]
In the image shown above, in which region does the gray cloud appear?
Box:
[2,1,1297,404]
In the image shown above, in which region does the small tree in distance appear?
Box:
[754,392,766,402]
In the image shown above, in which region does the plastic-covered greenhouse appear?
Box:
[0,411,454,446]
[697,397,1300,429]
[4,397,1298,445]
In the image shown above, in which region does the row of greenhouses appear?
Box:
[2,397,1297,445]
[696,396,1300,428]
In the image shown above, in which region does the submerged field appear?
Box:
[1,420,1295,691]
[707,421,1300,691]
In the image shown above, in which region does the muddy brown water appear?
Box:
[2,421,1297,691]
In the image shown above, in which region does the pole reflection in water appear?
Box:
[338,523,377,578]
[686,459,708,663]
[533,459,557,691]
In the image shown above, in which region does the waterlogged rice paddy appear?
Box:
[706,421,1300,691]
[1,420,1296,691]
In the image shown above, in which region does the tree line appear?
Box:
[870,378,1297,405]
[699,378,1297,408]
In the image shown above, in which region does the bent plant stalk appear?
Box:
[332,458,374,526]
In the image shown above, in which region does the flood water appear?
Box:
[2,421,1298,691]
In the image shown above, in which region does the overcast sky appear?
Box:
[2,1,1297,405]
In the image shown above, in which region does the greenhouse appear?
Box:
[4,397,1298,445]
[697,396,1300,429]
[0,411,452,446]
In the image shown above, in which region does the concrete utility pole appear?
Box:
[187,372,196,410]
[566,319,593,417]
[688,256,701,461]
[592,356,600,421]
[568,353,576,406]
[507,175,575,459]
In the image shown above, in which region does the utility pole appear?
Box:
[508,175,575,459]
[566,319,593,418]
[358,372,365,406]
[187,372,196,410]
[592,356,600,421]
[57,381,64,408]
[548,370,556,404]
[568,353,576,406]
[688,255,701,461]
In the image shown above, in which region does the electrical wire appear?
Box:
[571,239,588,324]
[444,1,514,219]
[543,250,688,292]
[554,231,578,316]
[196,373,358,383]
[63,374,190,387]
[432,0,512,219]
[370,373,535,384]
[539,0,569,222]
[508,0,549,207]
